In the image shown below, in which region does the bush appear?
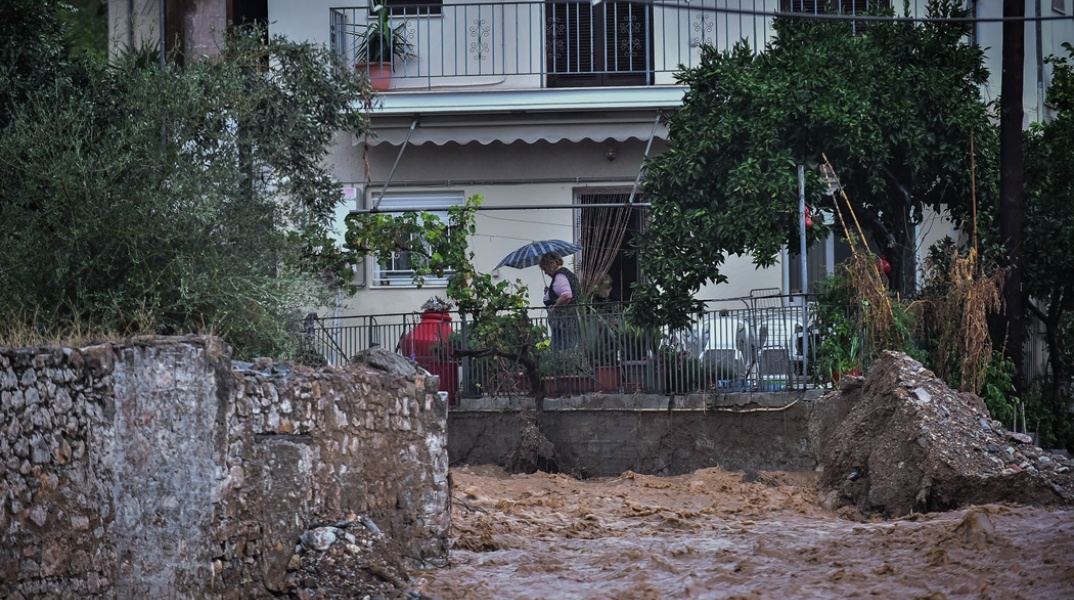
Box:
[0,25,373,360]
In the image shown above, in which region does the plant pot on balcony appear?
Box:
[355,6,414,93]
[357,61,393,91]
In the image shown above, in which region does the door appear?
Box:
[576,191,645,303]
[545,2,651,87]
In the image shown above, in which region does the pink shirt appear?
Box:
[543,272,573,303]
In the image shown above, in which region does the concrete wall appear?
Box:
[0,337,448,599]
[449,391,845,476]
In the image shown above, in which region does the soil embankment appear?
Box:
[819,351,1074,516]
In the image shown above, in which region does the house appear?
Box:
[109,1,1073,319]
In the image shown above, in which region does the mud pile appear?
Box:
[819,350,1074,516]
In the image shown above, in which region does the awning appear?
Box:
[355,86,683,147]
[360,114,668,146]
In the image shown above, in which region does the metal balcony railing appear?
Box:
[330,1,913,91]
[330,1,783,90]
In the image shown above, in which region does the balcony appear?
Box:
[330,1,783,92]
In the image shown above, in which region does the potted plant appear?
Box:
[356,4,415,91]
[538,346,595,396]
[618,322,661,393]
[579,310,620,392]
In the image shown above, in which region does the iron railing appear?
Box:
[306,294,842,398]
[330,1,901,91]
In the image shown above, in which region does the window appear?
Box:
[780,0,891,35]
[1054,0,1067,15]
[381,0,441,17]
[367,191,464,287]
[545,2,652,87]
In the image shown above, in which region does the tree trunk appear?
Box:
[999,0,1027,392]
[888,192,915,298]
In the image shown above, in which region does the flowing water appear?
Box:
[416,466,1074,599]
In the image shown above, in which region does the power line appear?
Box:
[634,2,1074,24]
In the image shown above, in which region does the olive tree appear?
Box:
[0,14,374,358]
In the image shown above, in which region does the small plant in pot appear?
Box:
[356,4,415,90]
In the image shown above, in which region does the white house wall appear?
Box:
[269,0,1070,321]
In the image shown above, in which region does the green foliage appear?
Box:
[634,1,996,328]
[344,194,531,316]
[344,193,546,393]
[579,309,620,367]
[1025,46,1074,306]
[1020,43,1074,450]
[59,0,108,61]
[356,6,415,64]
[813,271,865,381]
[616,320,661,362]
[1021,382,1074,450]
[980,351,1018,427]
[662,352,707,394]
[538,347,589,377]
[813,266,927,382]
[0,0,69,128]
[0,23,374,359]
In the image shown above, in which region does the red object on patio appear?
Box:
[402,310,458,405]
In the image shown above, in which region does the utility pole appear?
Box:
[999,0,1026,391]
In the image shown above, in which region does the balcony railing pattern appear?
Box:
[306,296,850,398]
[331,1,904,90]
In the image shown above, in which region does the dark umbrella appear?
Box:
[494,239,581,270]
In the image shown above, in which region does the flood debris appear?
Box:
[281,514,435,600]
[819,350,1074,517]
[503,407,558,474]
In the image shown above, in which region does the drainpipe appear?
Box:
[159,0,166,67]
[127,0,135,49]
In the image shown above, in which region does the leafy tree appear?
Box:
[1023,43,1074,447]
[341,198,560,405]
[59,0,108,60]
[634,1,996,329]
[0,23,374,359]
[0,0,70,128]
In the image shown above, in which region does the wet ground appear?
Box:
[415,465,1074,599]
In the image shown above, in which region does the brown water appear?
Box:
[416,466,1074,599]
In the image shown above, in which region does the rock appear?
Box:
[1005,431,1033,445]
[301,527,338,552]
[351,347,418,378]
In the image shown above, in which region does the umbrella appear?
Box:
[495,239,581,270]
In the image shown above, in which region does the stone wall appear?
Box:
[449,392,830,476]
[0,336,448,599]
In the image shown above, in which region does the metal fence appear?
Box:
[307,293,835,398]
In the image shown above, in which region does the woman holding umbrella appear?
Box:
[540,253,581,350]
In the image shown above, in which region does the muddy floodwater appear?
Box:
[416,465,1074,599]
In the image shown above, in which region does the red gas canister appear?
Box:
[402,310,458,405]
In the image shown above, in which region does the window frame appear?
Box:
[379,0,442,17]
[365,191,465,288]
